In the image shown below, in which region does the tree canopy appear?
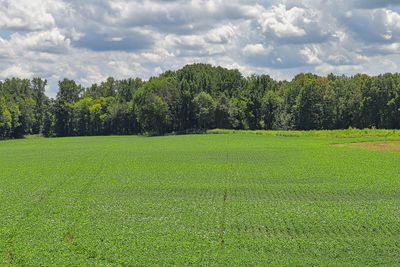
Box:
[1,64,400,139]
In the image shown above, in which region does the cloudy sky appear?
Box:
[1,0,400,96]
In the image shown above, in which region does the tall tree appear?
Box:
[54,79,82,136]
[193,92,216,129]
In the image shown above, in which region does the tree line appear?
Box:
[1,63,400,139]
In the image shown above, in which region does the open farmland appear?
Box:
[1,132,400,266]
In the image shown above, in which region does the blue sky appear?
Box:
[1,0,400,96]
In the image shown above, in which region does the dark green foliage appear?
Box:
[133,90,171,135]
[0,96,12,138]
[0,78,50,139]
[1,64,400,139]
[132,77,176,135]
[261,90,282,129]
[193,91,216,129]
[42,99,55,137]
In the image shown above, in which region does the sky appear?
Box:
[1,0,400,96]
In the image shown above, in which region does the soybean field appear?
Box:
[1,132,400,266]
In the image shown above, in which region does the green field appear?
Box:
[1,132,400,266]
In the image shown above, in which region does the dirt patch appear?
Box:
[335,141,400,152]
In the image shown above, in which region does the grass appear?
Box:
[208,128,400,139]
[0,132,400,265]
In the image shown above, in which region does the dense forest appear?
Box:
[1,63,400,139]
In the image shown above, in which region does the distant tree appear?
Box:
[56,79,82,103]
[131,77,178,134]
[106,101,132,135]
[228,97,248,129]
[54,79,82,136]
[2,64,400,140]
[242,75,277,129]
[0,97,12,139]
[215,94,230,129]
[31,78,48,134]
[175,80,195,131]
[261,90,282,130]
[42,100,55,137]
[292,74,325,130]
[133,90,171,134]
[193,92,216,129]
[72,97,93,136]
[116,78,143,103]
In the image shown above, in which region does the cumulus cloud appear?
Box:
[205,25,236,44]
[0,0,57,31]
[111,1,257,28]
[0,65,33,78]
[74,32,154,52]
[258,4,324,41]
[352,0,400,9]
[0,0,400,96]
[243,44,271,55]
[343,8,400,43]
[8,29,71,54]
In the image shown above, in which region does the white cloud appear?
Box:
[351,0,400,9]
[342,8,400,43]
[205,25,236,44]
[0,0,63,31]
[0,0,400,96]
[8,29,71,54]
[0,65,33,78]
[256,4,331,43]
[258,4,307,38]
[300,45,322,65]
[243,44,271,55]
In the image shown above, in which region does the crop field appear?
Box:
[1,132,400,266]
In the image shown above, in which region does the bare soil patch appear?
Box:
[335,141,400,152]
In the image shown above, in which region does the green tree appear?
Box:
[42,100,55,137]
[215,94,230,129]
[106,101,133,135]
[2,64,400,140]
[133,90,171,134]
[228,97,248,129]
[131,77,177,134]
[54,79,82,136]
[292,74,325,130]
[31,78,48,134]
[261,90,282,130]
[193,92,216,129]
[72,97,93,136]
[0,97,12,138]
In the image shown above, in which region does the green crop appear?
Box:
[0,132,399,265]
